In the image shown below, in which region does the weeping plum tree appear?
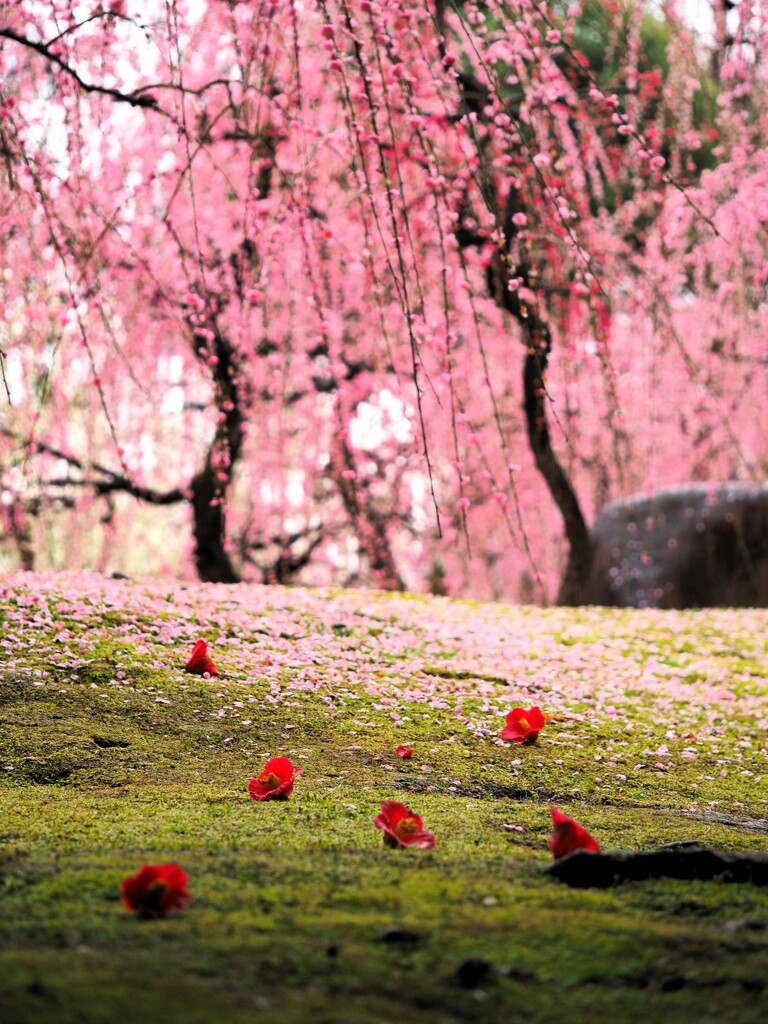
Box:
[0,0,766,600]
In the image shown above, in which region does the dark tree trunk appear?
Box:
[190,464,240,583]
[447,56,595,603]
[10,500,35,571]
[188,318,246,584]
[522,332,594,605]
[487,187,594,604]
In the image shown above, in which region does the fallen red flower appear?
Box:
[548,807,600,859]
[184,638,219,676]
[120,863,191,918]
[501,705,545,744]
[248,756,302,800]
[396,745,414,758]
[375,799,435,850]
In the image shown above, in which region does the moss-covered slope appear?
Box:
[1,573,767,1023]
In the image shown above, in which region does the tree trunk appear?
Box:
[188,319,246,584]
[522,333,594,605]
[331,430,404,591]
[10,500,35,571]
[449,56,595,604]
[487,185,594,604]
[190,463,240,583]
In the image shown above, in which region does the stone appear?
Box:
[546,847,768,888]
[581,483,768,608]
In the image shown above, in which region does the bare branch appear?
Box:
[0,28,164,112]
[24,438,185,505]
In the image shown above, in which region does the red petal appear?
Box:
[120,863,191,917]
[377,799,405,824]
[377,800,424,830]
[395,828,436,850]
[375,800,432,848]
[501,706,545,742]
[260,756,297,782]
[548,807,600,859]
[248,777,291,800]
[184,639,218,675]
[248,758,301,800]
[527,707,546,729]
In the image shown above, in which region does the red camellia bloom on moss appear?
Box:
[375,799,435,850]
[548,807,600,859]
[396,745,414,758]
[184,638,219,676]
[120,863,191,918]
[248,756,302,801]
[501,705,545,744]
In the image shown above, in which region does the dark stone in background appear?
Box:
[581,483,768,608]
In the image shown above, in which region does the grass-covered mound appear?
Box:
[1,572,767,1024]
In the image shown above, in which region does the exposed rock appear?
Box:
[546,847,768,888]
[579,483,768,608]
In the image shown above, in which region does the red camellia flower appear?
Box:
[501,705,545,744]
[120,863,191,918]
[548,807,600,859]
[374,799,435,850]
[184,638,219,676]
[247,756,302,801]
[396,745,414,758]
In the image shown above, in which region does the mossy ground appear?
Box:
[1,573,767,1023]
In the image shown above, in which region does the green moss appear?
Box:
[2,582,768,1022]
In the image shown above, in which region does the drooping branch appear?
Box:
[0,437,185,573]
[0,28,164,112]
[448,53,593,601]
[14,436,185,505]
